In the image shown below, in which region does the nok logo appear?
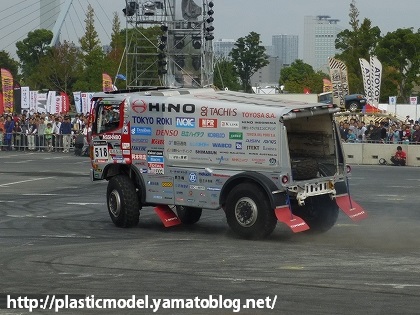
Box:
[132,100,147,113]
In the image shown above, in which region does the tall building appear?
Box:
[40,0,60,31]
[272,35,298,67]
[213,39,236,59]
[303,15,342,73]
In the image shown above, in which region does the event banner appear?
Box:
[328,58,348,107]
[102,73,113,92]
[370,56,382,106]
[21,86,30,109]
[1,68,14,113]
[359,58,372,103]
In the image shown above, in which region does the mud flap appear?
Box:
[154,205,182,227]
[335,194,367,222]
[275,205,310,233]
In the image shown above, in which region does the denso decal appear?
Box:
[220,121,239,128]
[131,127,152,135]
[176,117,195,128]
[156,129,179,136]
[102,134,121,140]
[201,106,237,117]
[199,118,218,128]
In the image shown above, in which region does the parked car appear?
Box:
[344,94,367,112]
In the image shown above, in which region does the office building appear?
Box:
[303,15,342,73]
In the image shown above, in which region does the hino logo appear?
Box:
[131,100,147,113]
[148,103,195,113]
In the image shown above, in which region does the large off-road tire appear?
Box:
[225,183,277,239]
[291,158,318,180]
[291,194,338,233]
[176,206,202,225]
[107,174,140,227]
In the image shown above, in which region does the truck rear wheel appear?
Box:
[176,206,202,225]
[292,194,338,233]
[107,174,140,227]
[225,183,277,239]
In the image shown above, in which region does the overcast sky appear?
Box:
[0,0,419,59]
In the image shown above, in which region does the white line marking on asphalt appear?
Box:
[4,160,34,164]
[22,193,58,196]
[0,177,55,187]
[41,234,92,239]
[0,200,15,203]
[6,214,47,218]
[365,283,420,289]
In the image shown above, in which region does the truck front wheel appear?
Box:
[107,175,140,227]
[225,183,277,239]
[292,194,338,233]
[176,206,202,225]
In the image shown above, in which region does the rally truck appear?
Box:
[89,87,367,239]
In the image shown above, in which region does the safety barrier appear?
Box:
[0,132,81,152]
[343,143,420,166]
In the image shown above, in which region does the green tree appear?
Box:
[375,28,420,103]
[229,32,269,92]
[280,60,325,93]
[16,29,53,82]
[335,0,381,94]
[73,4,105,92]
[0,50,19,81]
[105,12,125,89]
[36,41,82,94]
[213,57,240,91]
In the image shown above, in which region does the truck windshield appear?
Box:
[93,101,122,134]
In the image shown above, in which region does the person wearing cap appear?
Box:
[390,146,407,166]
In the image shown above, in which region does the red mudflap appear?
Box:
[335,195,368,222]
[275,206,310,233]
[154,205,182,227]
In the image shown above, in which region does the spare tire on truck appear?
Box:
[291,158,318,180]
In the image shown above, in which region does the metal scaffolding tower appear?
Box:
[122,0,214,89]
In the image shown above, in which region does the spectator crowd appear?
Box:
[0,111,91,155]
[339,116,420,144]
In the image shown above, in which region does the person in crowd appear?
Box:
[401,124,411,143]
[380,121,388,143]
[53,117,62,152]
[346,128,357,143]
[60,115,72,153]
[340,121,350,141]
[44,123,53,152]
[20,117,29,150]
[37,117,46,152]
[355,121,367,142]
[390,145,407,166]
[13,120,22,150]
[27,117,38,151]
[4,115,15,151]
[411,124,420,143]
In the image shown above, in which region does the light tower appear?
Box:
[122,0,214,89]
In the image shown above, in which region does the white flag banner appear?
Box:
[21,86,30,109]
[370,56,382,106]
[47,91,56,114]
[73,91,82,113]
[81,92,94,114]
[389,96,397,106]
[359,58,372,104]
[29,91,38,115]
[336,59,349,98]
[36,93,48,113]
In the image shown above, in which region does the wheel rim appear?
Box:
[235,197,258,227]
[109,189,121,217]
[349,103,358,112]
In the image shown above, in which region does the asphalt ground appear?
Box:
[0,151,420,314]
